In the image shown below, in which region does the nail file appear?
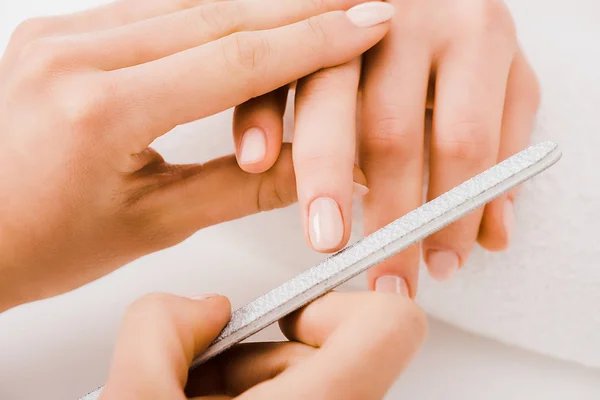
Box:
[79,141,561,400]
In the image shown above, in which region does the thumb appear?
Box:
[101,294,231,399]
[139,144,298,250]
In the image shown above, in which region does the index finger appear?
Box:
[107,3,394,152]
[239,292,427,400]
[100,294,231,399]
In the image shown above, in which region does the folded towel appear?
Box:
[412,0,600,367]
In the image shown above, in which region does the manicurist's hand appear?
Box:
[0,0,395,311]
[232,0,540,296]
[99,291,426,400]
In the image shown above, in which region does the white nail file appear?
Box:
[79,141,561,400]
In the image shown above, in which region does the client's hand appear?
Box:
[0,0,395,311]
[100,291,426,400]
[232,0,540,295]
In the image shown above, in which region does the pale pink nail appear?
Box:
[504,199,515,243]
[353,182,370,198]
[239,127,266,165]
[309,197,344,251]
[346,2,396,28]
[426,250,460,281]
[375,276,409,296]
[190,294,219,301]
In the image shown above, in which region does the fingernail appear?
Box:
[375,276,409,296]
[504,199,515,243]
[309,197,344,251]
[426,251,460,281]
[239,127,267,165]
[353,182,370,198]
[190,294,219,301]
[346,2,396,28]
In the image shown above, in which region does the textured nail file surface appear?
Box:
[79,141,561,400]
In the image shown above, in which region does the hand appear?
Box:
[232,0,540,295]
[0,0,395,311]
[100,291,426,400]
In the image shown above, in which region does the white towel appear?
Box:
[413,0,600,367]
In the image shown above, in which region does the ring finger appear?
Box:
[423,38,514,280]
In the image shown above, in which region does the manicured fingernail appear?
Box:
[426,250,460,281]
[353,182,370,198]
[309,197,344,251]
[346,2,396,28]
[239,127,266,165]
[190,294,219,301]
[375,276,409,296]
[504,199,515,243]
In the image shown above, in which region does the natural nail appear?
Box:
[353,182,370,198]
[426,250,460,281]
[239,127,267,165]
[346,2,396,28]
[190,294,219,301]
[504,199,515,244]
[375,276,409,296]
[309,197,344,252]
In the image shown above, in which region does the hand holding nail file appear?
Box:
[79,141,561,400]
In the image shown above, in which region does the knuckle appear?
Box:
[298,63,359,98]
[434,120,496,162]
[17,37,69,80]
[368,296,428,345]
[196,2,239,34]
[257,151,297,211]
[308,0,326,12]
[10,17,53,47]
[256,174,296,212]
[460,0,516,39]
[55,81,108,132]
[127,293,178,324]
[305,16,329,48]
[294,150,352,174]
[221,32,272,75]
[362,114,423,159]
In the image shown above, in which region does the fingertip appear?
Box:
[477,197,513,251]
[424,249,460,281]
[366,246,420,298]
[237,127,268,167]
[233,90,288,173]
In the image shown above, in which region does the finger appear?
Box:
[359,25,431,296]
[7,0,220,64]
[108,3,396,153]
[478,51,540,250]
[131,144,298,251]
[238,292,426,400]
[11,0,217,43]
[423,37,515,281]
[61,0,382,70]
[4,0,221,74]
[293,59,362,253]
[186,342,314,397]
[100,293,231,399]
[233,87,288,172]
